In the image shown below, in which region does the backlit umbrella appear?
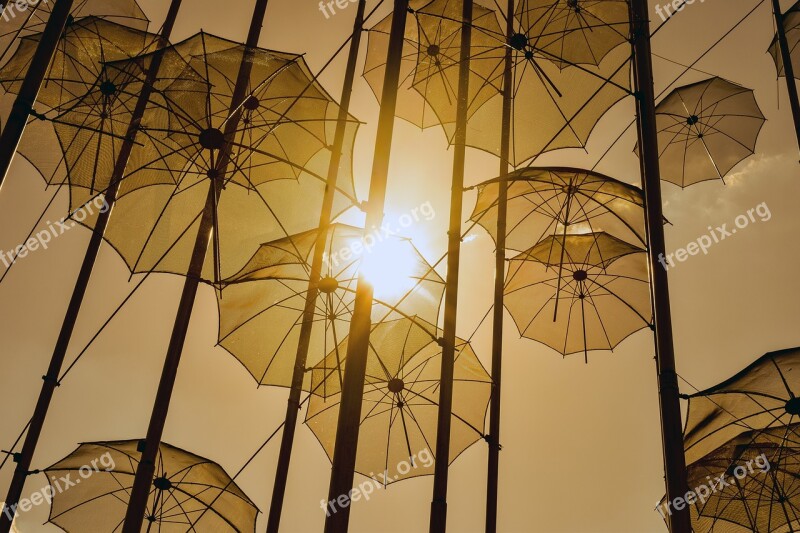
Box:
[305,317,491,483]
[769,0,800,79]
[683,347,800,465]
[0,0,148,65]
[362,0,505,132]
[663,425,800,533]
[78,31,360,282]
[0,16,160,186]
[504,232,651,361]
[468,166,647,253]
[44,440,258,531]
[515,0,629,68]
[642,77,766,187]
[218,224,445,389]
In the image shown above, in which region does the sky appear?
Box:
[1,0,799,531]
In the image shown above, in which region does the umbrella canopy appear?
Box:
[362,0,505,131]
[71,32,359,283]
[769,0,800,79]
[305,317,491,484]
[515,0,629,68]
[469,166,647,253]
[664,425,800,533]
[0,17,157,109]
[363,0,631,164]
[683,347,800,466]
[44,440,258,531]
[460,12,631,164]
[217,223,445,389]
[0,0,149,64]
[504,232,651,361]
[0,16,160,186]
[644,77,766,187]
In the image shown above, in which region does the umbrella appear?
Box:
[363,0,631,164]
[769,0,800,79]
[0,16,160,186]
[503,232,651,361]
[468,166,647,253]
[217,223,445,389]
[76,31,360,282]
[43,440,258,531]
[642,77,766,187]
[662,425,800,533]
[515,0,629,68]
[362,0,505,132]
[305,317,491,483]
[0,0,149,65]
[683,347,800,466]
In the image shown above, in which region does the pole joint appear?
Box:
[41,374,61,387]
[483,434,502,450]
[287,398,302,409]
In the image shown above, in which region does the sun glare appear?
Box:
[358,239,418,302]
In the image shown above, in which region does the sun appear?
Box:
[358,238,419,302]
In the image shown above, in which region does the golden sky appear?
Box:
[1,0,799,531]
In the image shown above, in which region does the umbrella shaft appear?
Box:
[324,2,409,531]
[430,1,474,532]
[629,1,691,533]
[266,2,367,532]
[486,2,514,531]
[123,1,272,530]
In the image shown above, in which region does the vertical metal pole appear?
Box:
[429,1,473,531]
[772,0,800,153]
[265,2,366,532]
[121,1,271,530]
[485,1,513,531]
[0,2,183,531]
[323,1,409,531]
[0,0,74,191]
[629,1,691,532]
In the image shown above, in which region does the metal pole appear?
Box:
[265,2,366,532]
[629,1,691,532]
[485,1,513,531]
[0,2,183,531]
[121,1,271,530]
[323,1,409,531]
[0,0,74,192]
[429,1,473,531]
[772,0,800,153]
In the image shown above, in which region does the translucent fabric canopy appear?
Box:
[683,347,800,465]
[504,232,651,360]
[457,29,630,165]
[44,440,258,532]
[515,0,630,68]
[0,0,149,65]
[217,223,445,389]
[769,0,800,79]
[0,17,160,186]
[667,425,800,533]
[67,32,359,283]
[305,317,491,484]
[644,77,765,187]
[363,0,505,131]
[363,0,631,164]
[469,166,647,253]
